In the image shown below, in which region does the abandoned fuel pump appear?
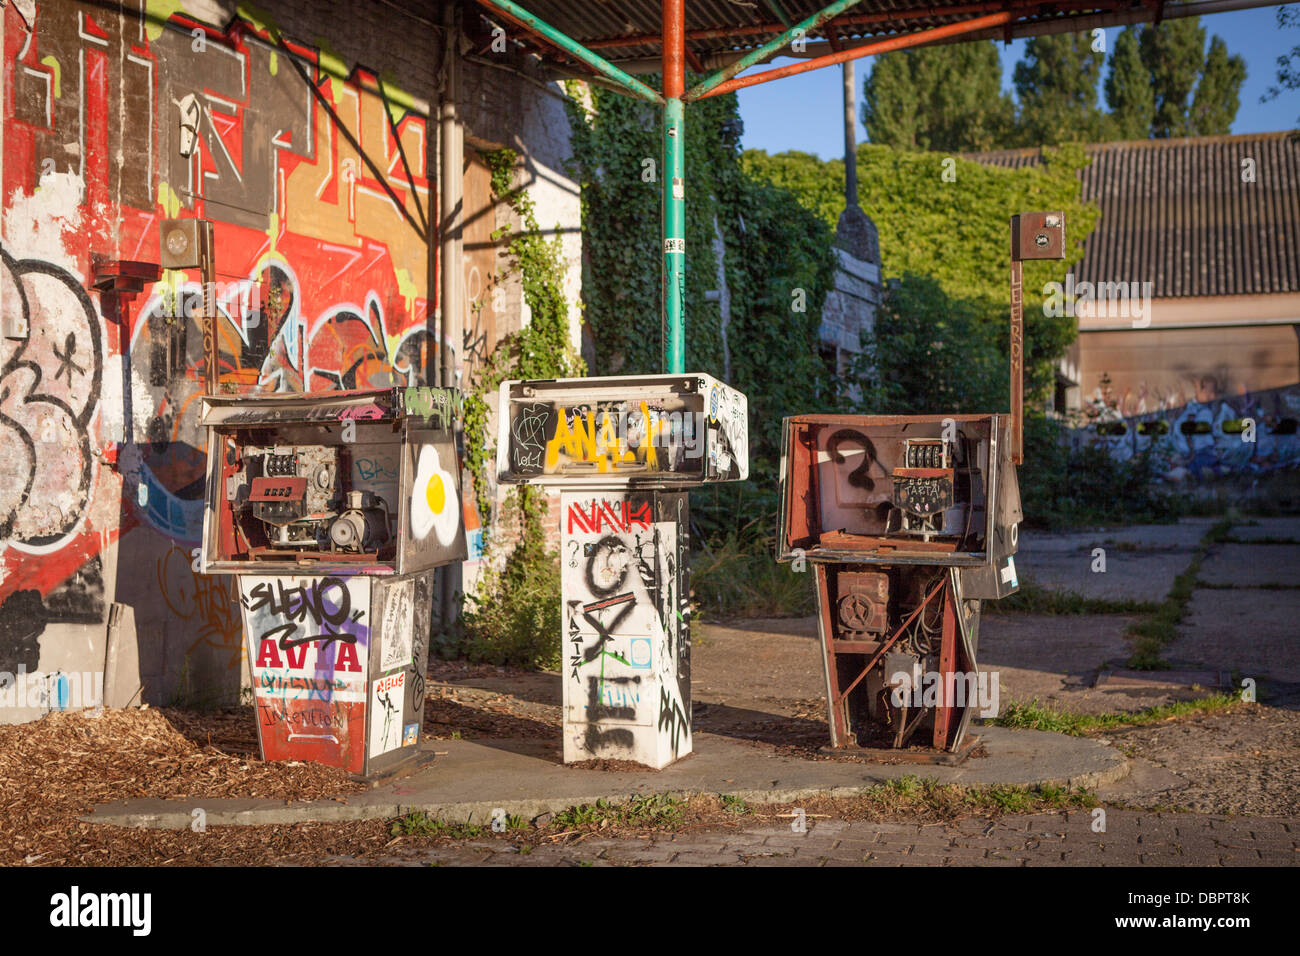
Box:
[199,386,466,775]
[776,212,1065,758]
[497,373,747,768]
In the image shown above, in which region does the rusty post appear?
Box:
[1009,256,1023,465]
[201,221,218,396]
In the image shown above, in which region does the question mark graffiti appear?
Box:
[827,429,878,491]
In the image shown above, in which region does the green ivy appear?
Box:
[563,79,837,483]
[742,144,1099,409]
[456,147,583,667]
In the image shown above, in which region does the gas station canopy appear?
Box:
[471,0,1278,98]
[460,0,1278,375]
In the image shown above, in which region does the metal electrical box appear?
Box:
[496,373,748,487]
[778,413,1020,584]
[498,372,748,768]
[200,386,465,574]
[199,385,465,775]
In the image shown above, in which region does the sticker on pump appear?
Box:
[999,556,1018,587]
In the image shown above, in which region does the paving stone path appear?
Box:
[355,810,1299,867]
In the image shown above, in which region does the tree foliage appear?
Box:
[1014,33,1108,146]
[851,273,1005,414]
[1104,27,1155,140]
[1138,18,1247,138]
[742,144,1099,407]
[1263,5,1300,125]
[863,42,1015,152]
[1192,36,1248,136]
[862,22,1246,149]
[564,79,837,479]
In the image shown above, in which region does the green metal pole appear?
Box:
[686,0,867,101]
[477,0,664,105]
[663,96,685,374]
[662,0,686,374]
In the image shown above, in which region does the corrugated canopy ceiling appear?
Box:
[466,0,1281,72]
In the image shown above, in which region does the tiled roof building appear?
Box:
[967,132,1300,415]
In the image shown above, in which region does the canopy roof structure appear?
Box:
[473,0,1278,98]
[461,0,1281,374]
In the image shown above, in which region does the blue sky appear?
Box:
[736,7,1298,159]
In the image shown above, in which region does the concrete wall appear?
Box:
[820,247,880,373]
[0,0,581,721]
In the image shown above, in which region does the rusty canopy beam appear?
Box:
[583,0,1011,50]
[475,0,664,104]
[689,10,1014,100]
[687,0,869,101]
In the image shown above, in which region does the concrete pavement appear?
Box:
[86,724,1128,829]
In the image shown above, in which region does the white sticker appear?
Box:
[664,238,685,254]
[999,556,1018,587]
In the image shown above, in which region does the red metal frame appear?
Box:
[582,1,1023,49]
[816,568,969,752]
[932,579,960,749]
[691,10,1014,99]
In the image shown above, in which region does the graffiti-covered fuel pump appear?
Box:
[498,374,747,768]
[776,212,1065,758]
[164,213,468,776]
[198,386,466,775]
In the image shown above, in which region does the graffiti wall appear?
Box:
[0,0,437,715]
[1073,384,1300,481]
[560,490,690,768]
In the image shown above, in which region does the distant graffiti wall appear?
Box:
[1072,384,1300,481]
[0,0,435,713]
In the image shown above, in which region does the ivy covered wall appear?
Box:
[563,80,838,481]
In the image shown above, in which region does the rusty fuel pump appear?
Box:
[776,212,1065,759]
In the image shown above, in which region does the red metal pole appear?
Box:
[663,0,685,98]
[691,10,1013,99]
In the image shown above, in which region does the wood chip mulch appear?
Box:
[0,707,374,866]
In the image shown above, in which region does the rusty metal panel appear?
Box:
[776,413,1013,568]
[1011,210,1065,261]
[834,570,889,636]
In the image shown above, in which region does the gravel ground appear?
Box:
[1105,704,1300,816]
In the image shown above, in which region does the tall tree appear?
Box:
[863,42,1015,151]
[1013,32,1108,145]
[1191,36,1248,135]
[1140,18,1209,136]
[1104,27,1155,140]
[1262,5,1300,126]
